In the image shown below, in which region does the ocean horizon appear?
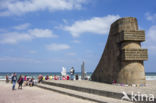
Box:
[0,72,156,80]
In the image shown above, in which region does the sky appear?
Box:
[0,0,156,72]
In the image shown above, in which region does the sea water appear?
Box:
[0,72,92,80]
[0,72,156,80]
[146,72,156,80]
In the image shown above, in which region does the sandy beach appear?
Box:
[1,80,156,103]
[0,81,95,103]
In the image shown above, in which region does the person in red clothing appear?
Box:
[66,75,69,80]
[23,75,27,86]
[24,75,27,81]
[54,75,57,80]
[17,75,23,89]
[62,76,66,80]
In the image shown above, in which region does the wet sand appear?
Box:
[0,82,95,103]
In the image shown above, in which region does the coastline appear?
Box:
[0,72,156,81]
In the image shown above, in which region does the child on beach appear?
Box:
[11,73,17,90]
[45,75,49,80]
[49,75,52,80]
[17,75,24,89]
[62,76,66,80]
[6,75,9,83]
[66,75,69,80]
[29,77,34,87]
[54,75,58,80]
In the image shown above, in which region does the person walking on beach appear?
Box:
[17,75,23,89]
[11,73,17,90]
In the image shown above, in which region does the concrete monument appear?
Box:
[81,61,86,80]
[91,17,148,85]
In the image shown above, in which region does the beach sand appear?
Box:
[1,80,156,103]
[0,81,95,103]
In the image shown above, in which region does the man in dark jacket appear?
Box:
[12,73,17,90]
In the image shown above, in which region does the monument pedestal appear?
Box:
[91,17,148,85]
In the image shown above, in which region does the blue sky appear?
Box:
[0,0,156,72]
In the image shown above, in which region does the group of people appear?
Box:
[6,67,77,89]
[38,67,76,83]
[6,73,35,90]
[10,73,24,90]
[38,75,70,83]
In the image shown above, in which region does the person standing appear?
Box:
[70,67,75,80]
[24,75,27,86]
[6,74,9,83]
[75,74,79,80]
[12,73,17,90]
[29,77,34,87]
[18,75,23,89]
[38,74,43,83]
[24,75,27,81]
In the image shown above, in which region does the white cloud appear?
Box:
[0,28,57,44]
[0,11,10,16]
[64,15,120,37]
[147,25,156,42]
[67,52,76,56]
[0,0,87,16]
[13,23,30,30]
[145,12,156,22]
[0,57,41,63]
[143,25,156,54]
[62,19,68,24]
[0,28,7,33]
[148,46,156,53]
[0,32,31,44]
[144,12,156,54]
[29,50,37,54]
[46,43,70,51]
[29,28,57,38]
[72,40,80,43]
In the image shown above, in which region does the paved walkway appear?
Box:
[44,80,156,96]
